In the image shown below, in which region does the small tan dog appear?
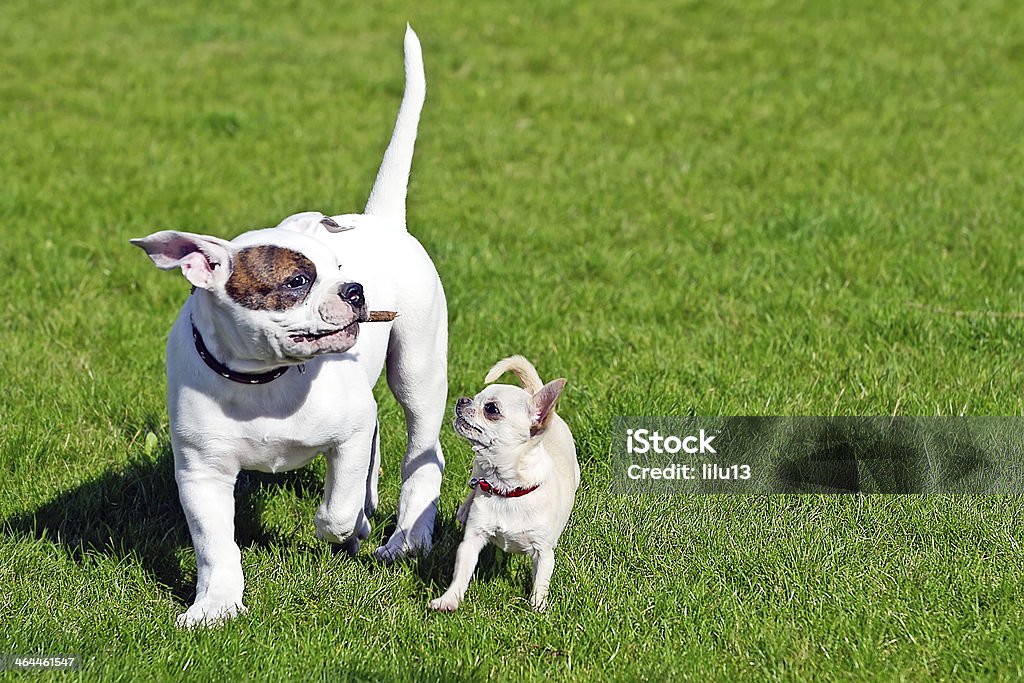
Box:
[430,356,580,612]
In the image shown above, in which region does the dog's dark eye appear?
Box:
[483,401,501,420]
[283,274,311,289]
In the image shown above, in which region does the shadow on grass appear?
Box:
[1,430,475,609]
[0,437,371,605]
[404,506,517,596]
[774,417,994,493]
[2,446,194,602]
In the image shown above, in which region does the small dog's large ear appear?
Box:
[530,378,566,434]
[130,231,232,289]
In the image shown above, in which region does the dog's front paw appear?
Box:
[429,592,461,612]
[175,600,247,629]
[314,507,371,550]
[529,593,549,612]
[373,526,432,564]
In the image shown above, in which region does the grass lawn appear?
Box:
[2,0,1024,679]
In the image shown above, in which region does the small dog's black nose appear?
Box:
[456,397,472,411]
[339,282,364,308]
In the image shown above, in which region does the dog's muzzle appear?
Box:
[455,397,473,418]
[319,281,367,326]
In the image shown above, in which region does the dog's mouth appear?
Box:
[455,416,482,435]
[290,320,358,344]
[454,416,490,448]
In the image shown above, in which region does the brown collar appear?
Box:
[191,320,289,385]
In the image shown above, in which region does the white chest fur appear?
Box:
[166,316,377,473]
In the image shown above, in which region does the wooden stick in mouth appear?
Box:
[366,311,398,322]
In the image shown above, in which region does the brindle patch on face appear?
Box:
[225,245,317,311]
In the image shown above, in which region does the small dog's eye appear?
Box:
[483,401,501,420]
[283,274,310,289]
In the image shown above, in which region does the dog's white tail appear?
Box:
[363,24,425,229]
[485,355,544,394]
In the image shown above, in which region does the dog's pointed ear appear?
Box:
[530,378,566,434]
[130,231,232,289]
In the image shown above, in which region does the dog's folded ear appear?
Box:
[130,231,233,289]
[322,214,387,232]
[276,211,375,234]
[275,211,357,235]
[530,378,566,435]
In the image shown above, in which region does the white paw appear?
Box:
[314,509,370,547]
[175,601,247,628]
[373,527,432,564]
[529,594,549,612]
[429,593,461,612]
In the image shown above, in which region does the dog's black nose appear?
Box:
[339,282,364,308]
[456,397,472,410]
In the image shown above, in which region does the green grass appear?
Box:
[2,0,1024,679]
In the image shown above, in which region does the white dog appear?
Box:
[131,26,447,627]
[430,356,579,612]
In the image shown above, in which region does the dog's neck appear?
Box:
[473,439,552,490]
[187,294,299,375]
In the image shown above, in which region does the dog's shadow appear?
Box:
[1,425,508,604]
[2,445,194,602]
[0,437,349,604]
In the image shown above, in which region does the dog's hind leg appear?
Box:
[374,283,448,562]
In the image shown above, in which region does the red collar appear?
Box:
[469,477,540,498]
